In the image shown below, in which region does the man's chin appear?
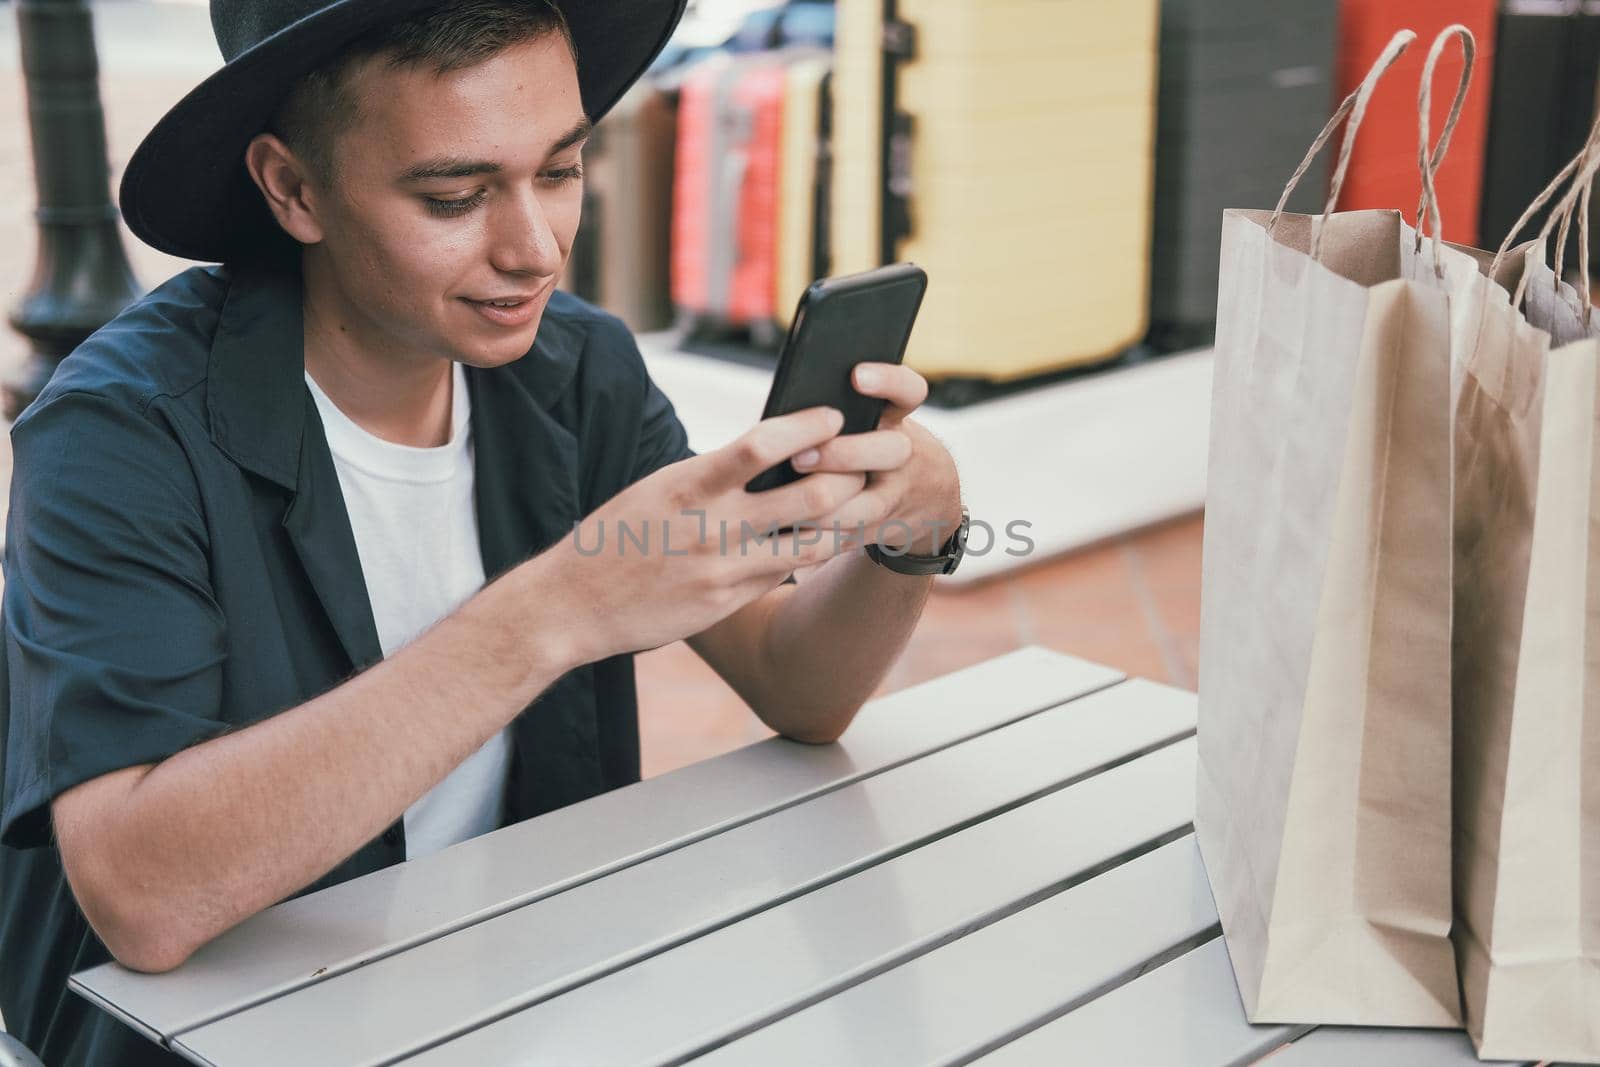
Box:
[452,308,547,368]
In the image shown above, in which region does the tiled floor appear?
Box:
[636,514,1204,777]
[0,11,1208,783]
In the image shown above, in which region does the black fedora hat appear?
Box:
[118,0,687,263]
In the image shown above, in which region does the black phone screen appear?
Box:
[745,263,928,493]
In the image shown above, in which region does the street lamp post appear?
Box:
[6,0,141,420]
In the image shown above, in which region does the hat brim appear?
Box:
[118,0,687,263]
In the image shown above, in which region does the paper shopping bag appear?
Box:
[1452,169,1600,1058]
[1195,28,1463,1027]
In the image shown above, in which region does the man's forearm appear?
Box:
[53,552,580,973]
[751,546,935,743]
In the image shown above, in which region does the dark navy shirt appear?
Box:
[0,256,719,1066]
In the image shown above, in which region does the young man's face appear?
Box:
[309,32,587,369]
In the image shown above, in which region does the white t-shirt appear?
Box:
[304,361,513,862]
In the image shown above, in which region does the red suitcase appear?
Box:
[671,55,787,337]
[1333,0,1497,244]
[669,58,721,319]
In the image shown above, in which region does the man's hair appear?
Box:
[267,0,576,189]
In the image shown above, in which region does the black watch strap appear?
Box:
[865,506,969,576]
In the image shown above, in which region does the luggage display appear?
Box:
[563,79,678,333]
[830,0,1160,387]
[671,49,833,344]
[1478,0,1600,275]
[1332,0,1497,244]
[1149,0,1339,350]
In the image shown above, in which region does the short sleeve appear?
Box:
[1,392,229,849]
[630,362,700,485]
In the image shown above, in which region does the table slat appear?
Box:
[390,741,1201,1067]
[690,836,1219,1067]
[968,939,1302,1067]
[974,939,1533,1067]
[1266,1027,1524,1066]
[175,682,1195,1067]
[73,646,1119,1040]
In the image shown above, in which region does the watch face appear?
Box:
[944,509,970,574]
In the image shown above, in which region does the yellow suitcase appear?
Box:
[831,0,1160,383]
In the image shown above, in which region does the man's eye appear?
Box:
[422,168,581,216]
[543,164,584,186]
[423,191,487,217]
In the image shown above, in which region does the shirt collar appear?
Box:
[205,257,307,491]
[204,255,584,494]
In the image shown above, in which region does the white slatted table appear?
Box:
[71,648,1531,1066]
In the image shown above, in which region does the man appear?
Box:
[0,0,966,1063]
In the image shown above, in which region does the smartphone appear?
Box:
[744,263,929,494]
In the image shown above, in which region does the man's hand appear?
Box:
[788,362,962,555]
[688,360,961,745]
[543,406,885,664]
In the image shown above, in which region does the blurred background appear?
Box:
[3,0,1598,776]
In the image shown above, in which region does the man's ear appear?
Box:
[244,132,326,246]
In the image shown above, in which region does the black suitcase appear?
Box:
[1149,0,1340,351]
[1479,0,1600,275]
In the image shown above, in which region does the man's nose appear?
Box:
[488,188,563,277]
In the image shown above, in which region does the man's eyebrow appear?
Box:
[551,117,594,155]
[398,158,504,184]
[396,119,594,184]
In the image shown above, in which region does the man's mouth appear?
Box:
[472,295,538,306]
[462,292,543,327]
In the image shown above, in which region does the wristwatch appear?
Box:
[865,505,970,576]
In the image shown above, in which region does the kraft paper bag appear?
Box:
[1196,29,1463,1027]
[1452,187,1600,1060]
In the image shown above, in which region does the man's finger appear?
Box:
[726,516,862,577]
[853,362,929,413]
[783,489,891,556]
[742,471,866,533]
[701,406,844,492]
[791,429,912,475]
